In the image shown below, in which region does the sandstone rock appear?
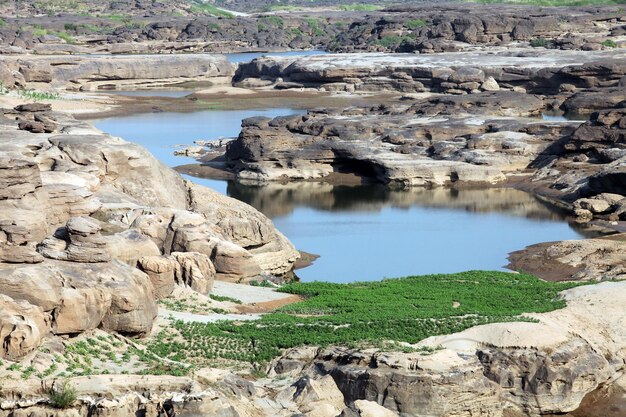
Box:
[481,76,500,91]
[172,252,215,295]
[212,240,262,282]
[573,197,612,214]
[138,255,177,299]
[0,295,48,360]
[354,400,399,417]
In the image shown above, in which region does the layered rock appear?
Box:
[528,107,626,216]
[1,54,234,91]
[234,49,626,94]
[312,282,626,417]
[0,106,299,358]
[219,94,577,186]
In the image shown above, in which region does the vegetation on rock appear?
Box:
[147,271,582,370]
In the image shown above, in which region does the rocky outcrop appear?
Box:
[0,106,299,358]
[2,54,234,91]
[234,49,626,95]
[218,95,577,186]
[527,107,626,215]
[0,295,48,360]
[508,237,626,281]
[313,282,626,417]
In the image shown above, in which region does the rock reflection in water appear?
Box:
[226,182,587,282]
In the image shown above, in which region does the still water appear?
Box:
[93,108,585,283]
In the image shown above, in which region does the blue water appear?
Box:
[92,108,305,168]
[93,107,586,283]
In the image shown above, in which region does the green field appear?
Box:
[147,271,581,370]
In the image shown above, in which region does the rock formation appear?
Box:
[0,105,299,358]
[234,50,626,94]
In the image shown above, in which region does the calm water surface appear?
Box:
[93,108,586,283]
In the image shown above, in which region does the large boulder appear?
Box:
[0,295,49,360]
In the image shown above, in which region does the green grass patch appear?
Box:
[259,15,285,28]
[405,18,426,30]
[375,35,414,48]
[602,39,618,48]
[19,89,61,101]
[338,3,382,11]
[189,1,234,18]
[147,271,582,368]
[530,37,549,47]
[302,16,326,37]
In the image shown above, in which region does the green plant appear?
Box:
[602,39,618,48]
[260,15,284,28]
[302,17,325,37]
[189,1,234,18]
[209,294,243,304]
[249,279,274,287]
[338,3,381,11]
[529,37,548,47]
[147,271,584,368]
[375,35,414,49]
[405,19,426,30]
[47,379,77,409]
[18,89,60,101]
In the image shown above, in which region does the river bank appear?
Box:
[1,2,625,415]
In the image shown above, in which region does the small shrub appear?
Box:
[249,279,274,288]
[529,37,548,47]
[47,380,77,409]
[405,18,426,30]
[260,15,284,28]
[602,39,618,48]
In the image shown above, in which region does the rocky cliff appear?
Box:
[0,104,299,360]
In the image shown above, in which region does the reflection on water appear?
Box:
[92,108,305,167]
[541,111,587,122]
[93,104,587,283]
[228,182,585,282]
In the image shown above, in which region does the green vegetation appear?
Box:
[249,279,275,287]
[18,89,61,101]
[147,271,582,370]
[529,37,548,47]
[338,3,382,11]
[209,294,243,304]
[189,1,234,18]
[602,39,618,48]
[28,26,76,43]
[405,18,426,30]
[0,18,6,28]
[374,35,414,48]
[467,0,626,6]
[302,16,325,37]
[260,15,285,28]
[47,380,77,409]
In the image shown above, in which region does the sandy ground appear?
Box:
[212,281,294,304]
[0,93,114,114]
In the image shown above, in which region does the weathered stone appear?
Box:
[171,252,215,295]
[0,295,48,360]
